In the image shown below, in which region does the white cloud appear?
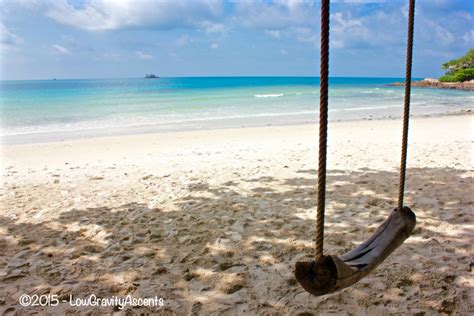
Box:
[264,29,281,39]
[52,44,69,54]
[280,48,288,55]
[60,34,77,44]
[421,48,456,59]
[429,23,455,46]
[292,27,318,46]
[210,43,219,49]
[38,0,224,31]
[136,51,153,60]
[2,0,471,62]
[234,0,316,29]
[176,35,192,47]
[332,0,386,3]
[330,12,369,49]
[96,52,121,62]
[0,23,23,50]
[462,30,474,46]
[200,21,227,35]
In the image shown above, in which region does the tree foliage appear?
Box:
[441,49,474,72]
[439,49,474,82]
[439,68,474,82]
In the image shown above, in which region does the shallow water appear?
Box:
[1,77,472,143]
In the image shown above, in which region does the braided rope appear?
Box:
[316,0,330,261]
[398,0,416,212]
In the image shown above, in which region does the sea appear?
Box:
[1,77,472,144]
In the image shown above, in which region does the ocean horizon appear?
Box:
[0,75,426,81]
[1,76,472,144]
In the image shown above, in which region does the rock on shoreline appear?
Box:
[390,78,474,91]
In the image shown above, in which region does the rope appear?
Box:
[316,0,330,261]
[398,0,416,212]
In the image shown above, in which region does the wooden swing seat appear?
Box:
[295,206,416,296]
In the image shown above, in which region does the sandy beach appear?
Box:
[0,114,472,314]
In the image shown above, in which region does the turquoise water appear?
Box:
[1,77,472,143]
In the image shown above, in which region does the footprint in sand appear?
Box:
[2,307,16,316]
[35,262,83,286]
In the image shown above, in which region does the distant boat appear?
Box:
[145,74,159,79]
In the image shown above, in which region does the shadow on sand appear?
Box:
[1,167,472,314]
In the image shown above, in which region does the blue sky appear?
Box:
[0,0,472,80]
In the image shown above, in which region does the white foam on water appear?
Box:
[330,104,401,112]
[254,94,284,98]
[0,111,313,136]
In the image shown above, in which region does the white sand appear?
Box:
[1,115,473,314]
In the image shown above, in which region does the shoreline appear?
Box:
[2,109,472,146]
[390,79,474,91]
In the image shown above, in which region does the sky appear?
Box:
[0,0,472,80]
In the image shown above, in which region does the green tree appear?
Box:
[439,49,474,82]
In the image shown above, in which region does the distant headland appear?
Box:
[390,48,474,91]
[145,74,159,79]
[390,78,474,91]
